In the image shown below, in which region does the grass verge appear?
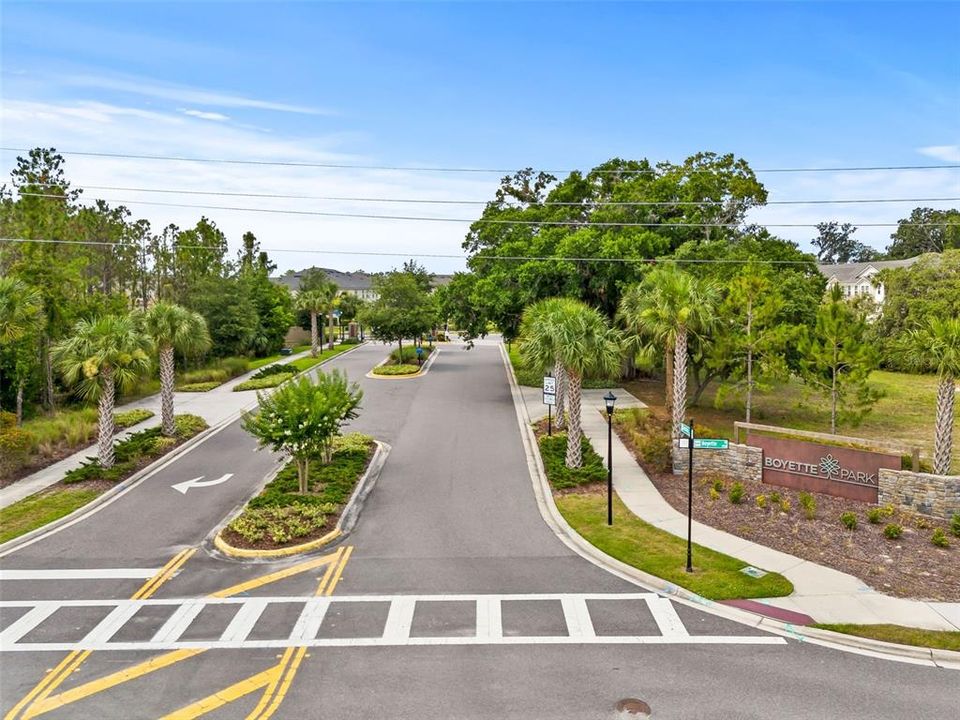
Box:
[247,344,311,370]
[812,623,960,652]
[539,431,792,601]
[0,487,102,544]
[234,373,296,391]
[222,433,375,550]
[287,343,356,373]
[372,363,420,376]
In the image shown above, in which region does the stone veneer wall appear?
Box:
[672,443,762,483]
[878,469,960,519]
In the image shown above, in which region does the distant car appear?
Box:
[279,347,293,356]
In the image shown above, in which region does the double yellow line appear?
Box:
[134,549,196,601]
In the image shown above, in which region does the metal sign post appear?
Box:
[687,418,694,573]
[543,376,557,436]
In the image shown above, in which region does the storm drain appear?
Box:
[615,698,651,718]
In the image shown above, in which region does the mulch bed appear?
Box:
[614,414,960,602]
[219,515,338,551]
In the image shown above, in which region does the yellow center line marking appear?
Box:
[242,647,296,720]
[158,663,283,720]
[211,550,344,598]
[313,547,344,596]
[324,545,353,596]
[134,548,196,601]
[26,650,205,718]
[20,650,92,720]
[253,647,308,720]
[3,650,85,720]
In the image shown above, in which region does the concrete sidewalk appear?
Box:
[1,347,321,509]
[520,385,960,632]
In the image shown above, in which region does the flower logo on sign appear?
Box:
[819,454,841,478]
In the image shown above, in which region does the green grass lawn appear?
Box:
[623,370,957,472]
[557,493,794,600]
[813,623,960,652]
[286,343,355,373]
[0,487,103,544]
[247,343,312,370]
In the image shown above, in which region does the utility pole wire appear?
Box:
[9,193,957,228]
[2,147,958,174]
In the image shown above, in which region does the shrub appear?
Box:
[227,503,335,545]
[114,409,154,429]
[709,487,720,502]
[178,381,220,392]
[340,337,361,345]
[729,483,745,504]
[952,513,960,538]
[779,499,791,514]
[769,491,782,506]
[883,523,903,540]
[840,512,858,530]
[798,492,817,520]
[867,507,884,524]
[637,433,672,473]
[372,364,420,376]
[389,346,432,364]
[755,494,767,510]
[931,528,950,548]
[712,478,725,494]
[0,426,34,475]
[914,516,932,530]
[0,410,17,429]
[178,367,228,385]
[539,433,607,490]
[174,414,208,437]
[251,364,294,380]
[234,373,296,391]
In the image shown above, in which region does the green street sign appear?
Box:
[694,438,728,450]
[679,422,692,438]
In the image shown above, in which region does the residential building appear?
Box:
[817,257,918,305]
[273,267,454,301]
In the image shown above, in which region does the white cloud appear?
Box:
[0,98,494,275]
[917,145,960,162]
[180,109,230,122]
[63,74,332,116]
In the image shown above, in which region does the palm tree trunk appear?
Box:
[310,312,318,358]
[664,341,674,414]
[554,361,566,429]
[565,369,583,469]
[672,327,688,438]
[159,344,176,436]
[933,372,955,475]
[328,310,335,350]
[98,367,116,468]
[16,381,24,426]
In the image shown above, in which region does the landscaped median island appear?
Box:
[233,343,357,391]
[612,406,960,601]
[371,345,433,376]
[219,433,375,553]
[533,420,793,601]
[0,414,208,544]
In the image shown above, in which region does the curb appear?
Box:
[210,441,390,560]
[0,343,370,558]
[365,346,440,380]
[498,342,960,670]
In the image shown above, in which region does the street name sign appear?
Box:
[679,422,692,438]
[678,438,729,450]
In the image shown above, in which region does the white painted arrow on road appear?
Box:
[171,473,233,494]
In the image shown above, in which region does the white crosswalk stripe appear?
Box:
[0,593,785,651]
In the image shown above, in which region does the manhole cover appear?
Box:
[615,698,651,717]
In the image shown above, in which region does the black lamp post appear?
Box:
[603,391,617,525]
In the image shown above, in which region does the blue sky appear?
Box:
[2,1,958,272]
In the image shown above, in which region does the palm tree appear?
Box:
[0,277,44,423]
[903,317,960,475]
[53,315,152,469]
[316,279,340,351]
[619,266,717,437]
[143,302,211,436]
[518,298,569,427]
[522,298,621,468]
[296,290,325,358]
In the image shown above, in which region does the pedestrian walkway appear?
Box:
[519,385,960,632]
[0,592,784,652]
[1,348,318,509]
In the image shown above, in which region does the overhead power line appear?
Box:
[2,147,958,175]
[10,183,960,207]
[10,192,957,228]
[0,236,827,265]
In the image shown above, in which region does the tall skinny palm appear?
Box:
[619,267,717,438]
[53,315,152,468]
[903,317,960,475]
[0,277,44,422]
[315,279,340,351]
[143,302,211,436]
[522,298,621,468]
[519,298,568,426]
[296,290,325,358]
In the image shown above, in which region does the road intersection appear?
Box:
[2,342,957,719]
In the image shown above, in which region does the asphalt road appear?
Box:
[1,340,956,719]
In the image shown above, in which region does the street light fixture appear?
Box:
[603,391,616,525]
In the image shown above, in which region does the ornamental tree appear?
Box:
[241,371,362,493]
